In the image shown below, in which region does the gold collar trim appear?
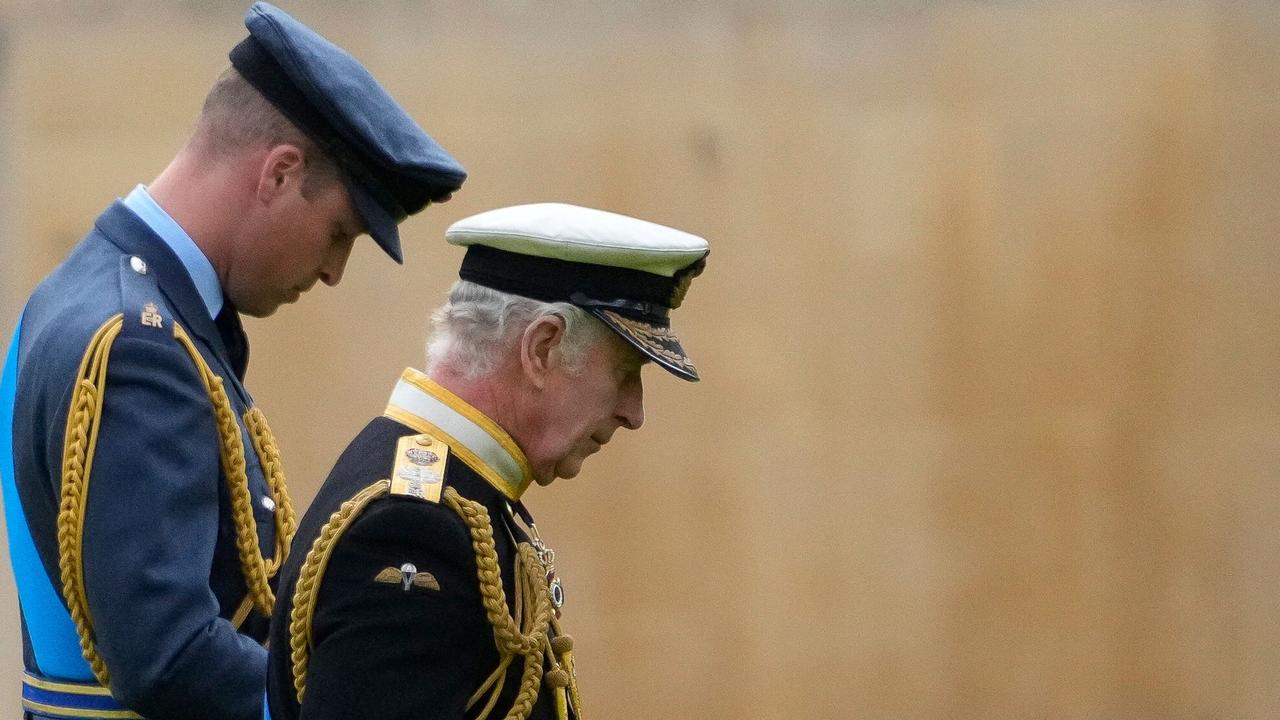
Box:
[383,368,533,500]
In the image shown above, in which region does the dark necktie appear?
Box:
[214,304,249,381]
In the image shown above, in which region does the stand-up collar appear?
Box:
[94,201,237,375]
[383,368,533,500]
[121,185,224,319]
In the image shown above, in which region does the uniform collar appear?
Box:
[121,185,224,320]
[94,201,238,373]
[383,368,534,501]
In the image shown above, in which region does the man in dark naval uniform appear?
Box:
[266,203,709,720]
[0,4,465,719]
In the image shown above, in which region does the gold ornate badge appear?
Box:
[389,433,448,502]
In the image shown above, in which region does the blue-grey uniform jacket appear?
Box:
[1,202,279,720]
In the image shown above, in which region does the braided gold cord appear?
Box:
[244,407,297,575]
[58,314,123,687]
[444,487,563,720]
[506,645,547,720]
[288,480,391,703]
[468,560,523,720]
[444,489,551,657]
[173,322,291,617]
[283,480,578,720]
[212,374,273,615]
[471,547,542,720]
[56,316,297,691]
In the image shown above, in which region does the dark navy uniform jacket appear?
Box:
[267,369,572,720]
[3,202,279,719]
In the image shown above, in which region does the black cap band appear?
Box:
[458,245,679,325]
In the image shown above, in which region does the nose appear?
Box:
[616,376,644,430]
[318,237,356,287]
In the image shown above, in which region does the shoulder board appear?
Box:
[117,254,172,341]
[389,432,450,503]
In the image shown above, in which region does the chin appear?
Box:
[549,459,587,483]
[241,302,281,319]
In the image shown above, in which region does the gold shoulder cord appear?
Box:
[288,484,581,720]
[171,322,297,619]
[288,478,390,702]
[58,315,297,688]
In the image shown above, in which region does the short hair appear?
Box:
[192,67,341,199]
[426,281,609,381]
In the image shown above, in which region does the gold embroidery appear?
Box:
[374,564,440,591]
[390,434,448,503]
[599,311,696,371]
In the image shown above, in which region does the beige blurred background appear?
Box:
[1,1,1278,718]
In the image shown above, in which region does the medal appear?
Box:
[511,502,566,615]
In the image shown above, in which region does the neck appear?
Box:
[430,358,550,484]
[428,366,519,431]
[146,146,257,288]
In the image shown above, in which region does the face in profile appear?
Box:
[522,329,648,485]
[229,151,363,318]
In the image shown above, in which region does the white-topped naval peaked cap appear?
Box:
[445,203,708,277]
[445,203,710,381]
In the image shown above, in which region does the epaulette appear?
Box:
[389,432,450,503]
[116,254,172,341]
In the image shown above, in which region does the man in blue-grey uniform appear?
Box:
[266,203,708,720]
[0,3,465,719]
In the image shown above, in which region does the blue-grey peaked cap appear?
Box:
[229,2,467,263]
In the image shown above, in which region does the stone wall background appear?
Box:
[0,2,1277,718]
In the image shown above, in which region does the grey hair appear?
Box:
[426,281,609,381]
[191,67,341,199]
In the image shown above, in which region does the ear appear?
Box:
[519,315,567,389]
[254,144,307,204]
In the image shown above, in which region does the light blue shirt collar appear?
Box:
[121,185,223,319]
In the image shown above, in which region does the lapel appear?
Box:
[92,201,246,384]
